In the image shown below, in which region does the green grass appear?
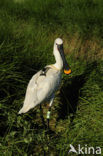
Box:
[0,0,103,155]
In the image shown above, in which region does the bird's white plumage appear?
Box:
[18,38,64,114]
[55,38,63,45]
[18,65,61,114]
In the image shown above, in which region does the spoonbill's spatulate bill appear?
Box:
[18,38,71,126]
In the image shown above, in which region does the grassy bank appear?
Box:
[0,0,103,155]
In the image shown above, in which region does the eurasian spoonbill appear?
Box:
[18,38,71,127]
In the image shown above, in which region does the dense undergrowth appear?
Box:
[0,0,103,155]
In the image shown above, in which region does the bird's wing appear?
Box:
[18,66,61,114]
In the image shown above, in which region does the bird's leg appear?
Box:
[47,96,54,129]
[40,104,46,128]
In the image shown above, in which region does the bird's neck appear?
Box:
[53,46,63,70]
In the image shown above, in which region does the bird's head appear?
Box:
[53,38,71,74]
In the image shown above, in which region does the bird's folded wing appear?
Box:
[18,68,60,114]
[23,69,59,108]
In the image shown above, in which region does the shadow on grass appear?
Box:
[58,61,97,123]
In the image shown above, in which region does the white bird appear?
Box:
[18,38,71,124]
